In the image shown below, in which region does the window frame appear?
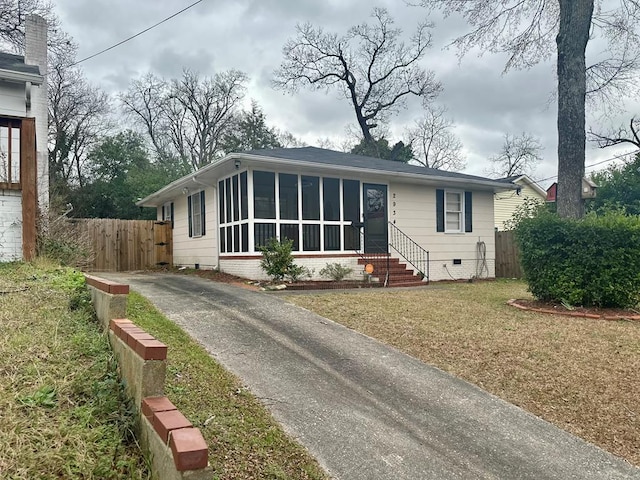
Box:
[444,190,463,233]
[189,190,205,238]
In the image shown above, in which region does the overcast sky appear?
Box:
[52,0,640,187]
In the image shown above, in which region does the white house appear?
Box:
[137,147,516,284]
[0,15,48,261]
[494,174,547,231]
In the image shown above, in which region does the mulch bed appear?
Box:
[509,298,640,321]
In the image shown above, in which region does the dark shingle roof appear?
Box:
[242,146,497,183]
[0,51,40,75]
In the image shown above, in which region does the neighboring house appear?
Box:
[494,174,547,231]
[0,15,48,261]
[137,147,515,283]
[546,178,597,203]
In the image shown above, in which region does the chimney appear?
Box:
[24,14,49,209]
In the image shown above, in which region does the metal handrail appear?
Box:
[387,222,429,282]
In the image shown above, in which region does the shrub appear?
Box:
[37,213,95,268]
[257,237,305,282]
[516,211,640,308]
[286,265,312,283]
[319,263,353,281]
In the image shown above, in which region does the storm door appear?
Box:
[363,183,388,253]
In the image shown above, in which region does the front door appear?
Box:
[363,183,388,253]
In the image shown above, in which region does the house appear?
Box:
[494,174,547,230]
[137,147,516,283]
[546,178,597,202]
[0,15,48,261]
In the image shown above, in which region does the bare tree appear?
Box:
[0,0,72,55]
[488,132,543,178]
[48,47,112,193]
[588,116,640,149]
[121,69,247,172]
[273,7,441,151]
[406,104,465,170]
[417,0,640,218]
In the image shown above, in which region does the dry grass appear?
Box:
[283,279,640,466]
[0,260,148,479]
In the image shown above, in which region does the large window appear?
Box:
[219,173,249,252]
[302,176,320,220]
[279,173,298,220]
[254,171,276,219]
[0,119,20,184]
[220,172,364,254]
[323,178,340,221]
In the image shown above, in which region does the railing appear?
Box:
[388,222,429,282]
[348,224,390,286]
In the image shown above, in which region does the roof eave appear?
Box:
[137,152,517,207]
[235,152,517,192]
[0,68,43,85]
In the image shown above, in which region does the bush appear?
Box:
[37,213,95,268]
[319,263,353,281]
[257,237,305,282]
[516,211,640,308]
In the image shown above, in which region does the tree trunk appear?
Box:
[555,0,593,218]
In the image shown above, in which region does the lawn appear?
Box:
[283,279,640,467]
[0,261,148,479]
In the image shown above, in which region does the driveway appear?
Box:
[102,272,639,480]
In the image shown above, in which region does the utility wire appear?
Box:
[532,149,640,185]
[70,0,205,67]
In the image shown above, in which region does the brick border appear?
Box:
[86,274,211,477]
[507,299,640,321]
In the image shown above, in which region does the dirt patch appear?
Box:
[510,299,640,321]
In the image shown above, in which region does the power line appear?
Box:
[532,149,639,185]
[70,0,205,67]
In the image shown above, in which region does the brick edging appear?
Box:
[84,274,129,295]
[507,299,640,321]
[142,396,208,471]
[109,318,168,360]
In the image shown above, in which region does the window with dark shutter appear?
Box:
[188,195,193,237]
[200,190,206,236]
[436,189,444,232]
[464,191,472,232]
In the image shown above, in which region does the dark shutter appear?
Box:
[200,190,206,236]
[188,195,193,238]
[436,189,444,232]
[170,202,174,229]
[464,191,473,233]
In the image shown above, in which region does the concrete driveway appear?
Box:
[103,272,639,480]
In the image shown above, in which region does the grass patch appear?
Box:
[0,260,148,479]
[126,292,328,480]
[283,280,640,466]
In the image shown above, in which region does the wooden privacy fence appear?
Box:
[495,230,523,278]
[68,219,172,272]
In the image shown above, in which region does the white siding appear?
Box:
[171,187,219,269]
[494,183,544,231]
[390,183,495,281]
[220,256,363,281]
[0,83,27,117]
[165,174,497,282]
[0,189,22,261]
